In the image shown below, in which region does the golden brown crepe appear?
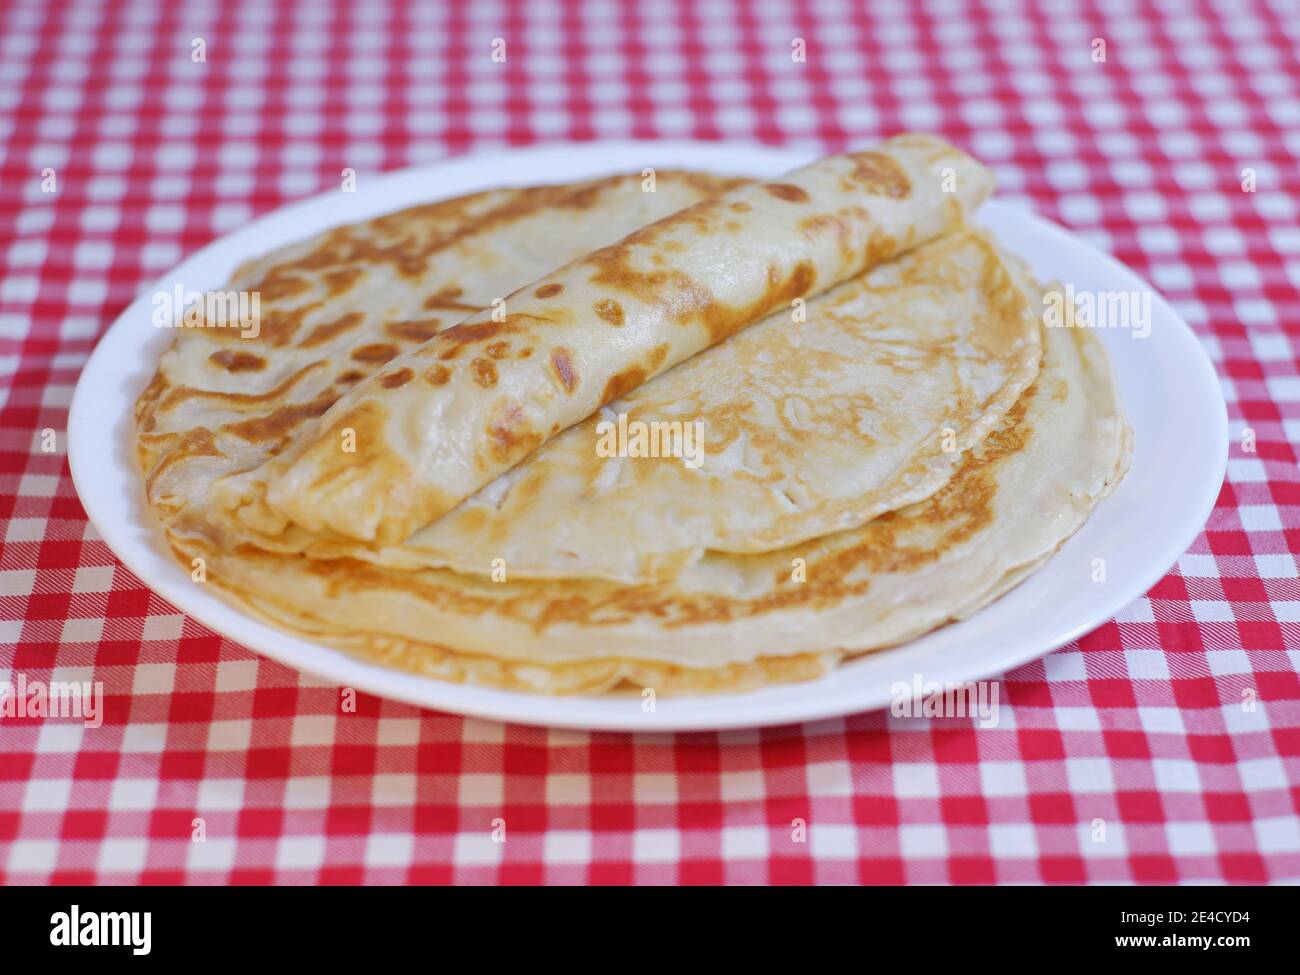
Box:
[204,228,1042,585]
[172,318,1130,694]
[234,134,995,546]
[134,135,1132,697]
[138,171,743,522]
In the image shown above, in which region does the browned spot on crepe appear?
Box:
[335,370,366,386]
[209,349,266,373]
[471,358,498,388]
[535,283,564,299]
[253,302,323,347]
[764,183,810,203]
[221,391,339,448]
[436,320,519,347]
[600,365,646,405]
[799,208,869,264]
[594,298,624,326]
[685,173,751,196]
[300,311,365,348]
[379,368,414,389]
[425,364,451,386]
[423,286,480,312]
[549,347,578,394]
[323,267,365,297]
[386,318,442,342]
[247,270,312,302]
[847,151,912,198]
[351,343,400,363]
[486,398,542,464]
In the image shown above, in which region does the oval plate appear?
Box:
[68,141,1226,732]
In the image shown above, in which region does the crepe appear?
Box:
[248,228,1042,583]
[172,315,1130,694]
[134,134,1133,698]
[138,170,744,523]
[233,134,995,545]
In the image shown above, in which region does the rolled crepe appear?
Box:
[253,134,995,544]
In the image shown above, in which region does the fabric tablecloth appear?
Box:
[2,0,1298,884]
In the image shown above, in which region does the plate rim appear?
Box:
[68,139,1227,732]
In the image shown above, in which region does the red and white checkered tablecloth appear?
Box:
[1,0,1298,885]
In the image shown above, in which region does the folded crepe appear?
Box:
[139,170,743,520]
[230,228,1042,583]
[135,134,1132,696]
[232,134,995,545]
[174,315,1130,694]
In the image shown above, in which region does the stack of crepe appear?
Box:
[136,134,1131,694]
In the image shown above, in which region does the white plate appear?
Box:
[68,141,1226,732]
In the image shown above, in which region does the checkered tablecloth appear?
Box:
[2,0,1298,885]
